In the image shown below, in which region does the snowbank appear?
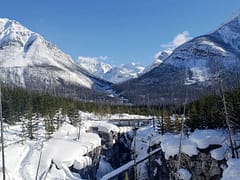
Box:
[178,168,192,180]
[210,146,227,160]
[222,158,240,180]
[39,124,101,177]
[160,134,198,159]
[189,129,226,149]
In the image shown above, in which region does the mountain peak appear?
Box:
[116,13,240,105]
[0,17,38,51]
[0,17,113,100]
[76,57,145,83]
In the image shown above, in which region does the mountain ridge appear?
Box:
[0,18,118,103]
[76,56,145,83]
[115,14,240,105]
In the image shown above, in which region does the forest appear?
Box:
[1,86,240,134]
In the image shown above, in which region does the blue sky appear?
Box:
[1,0,240,66]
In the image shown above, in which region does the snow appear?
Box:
[160,133,198,159]
[210,146,227,160]
[0,109,239,179]
[104,62,145,83]
[84,120,120,133]
[35,123,102,179]
[0,17,111,91]
[77,56,112,78]
[0,111,152,179]
[177,168,192,180]
[77,56,146,83]
[143,50,171,74]
[200,40,226,53]
[217,15,240,52]
[145,129,228,160]
[222,158,240,180]
[0,119,102,179]
[189,129,227,149]
[2,144,29,179]
[96,156,114,179]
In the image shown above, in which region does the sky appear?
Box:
[1,0,240,66]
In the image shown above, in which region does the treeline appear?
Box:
[1,86,164,124]
[1,86,240,132]
[186,87,240,130]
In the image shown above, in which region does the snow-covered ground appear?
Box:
[0,122,102,179]
[0,110,239,179]
[0,111,148,179]
[132,126,240,180]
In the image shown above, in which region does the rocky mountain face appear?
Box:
[0,18,117,102]
[115,15,240,105]
[77,57,145,83]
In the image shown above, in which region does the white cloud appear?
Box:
[160,31,192,50]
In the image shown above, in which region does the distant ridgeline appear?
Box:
[1,86,240,130]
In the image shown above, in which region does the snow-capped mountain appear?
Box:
[76,58,145,83]
[76,56,112,79]
[143,50,171,73]
[0,18,114,101]
[104,62,144,83]
[115,14,240,105]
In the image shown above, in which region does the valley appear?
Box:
[0,8,240,180]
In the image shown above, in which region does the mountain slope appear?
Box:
[0,18,116,102]
[115,15,240,105]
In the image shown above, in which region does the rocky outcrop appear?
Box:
[148,149,169,180]
[70,146,102,179]
[159,144,225,180]
[146,144,226,180]
[102,132,132,169]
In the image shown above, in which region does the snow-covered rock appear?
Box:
[96,156,114,179]
[189,129,227,149]
[177,168,192,180]
[222,158,240,180]
[143,50,171,73]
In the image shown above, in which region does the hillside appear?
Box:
[115,15,240,105]
[0,18,117,103]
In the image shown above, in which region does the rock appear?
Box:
[167,150,224,179]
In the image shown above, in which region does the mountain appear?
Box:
[76,58,144,83]
[143,50,171,73]
[76,56,112,79]
[104,62,144,83]
[0,18,116,102]
[115,14,240,105]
